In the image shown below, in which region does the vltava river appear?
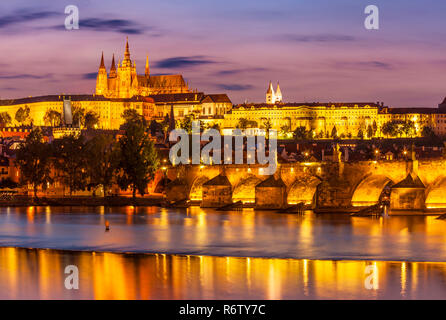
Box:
[0,247,445,299]
[0,206,445,299]
[0,206,445,261]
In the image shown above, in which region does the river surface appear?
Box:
[0,206,445,261]
[0,206,445,299]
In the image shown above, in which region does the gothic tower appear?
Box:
[266,81,275,104]
[117,37,137,98]
[145,55,150,77]
[275,82,282,102]
[95,52,108,96]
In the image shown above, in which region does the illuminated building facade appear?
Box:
[221,82,446,138]
[0,95,155,129]
[96,38,190,98]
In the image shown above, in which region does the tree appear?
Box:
[366,124,374,139]
[357,128,364,139]
[0,112,11,127]
[15,128,52,198]
[52,134,88,196]
[293,126,307,140]
[381,121,398,138]
[207,122,221,132]
[421,126,436,139]
[402,121,416,138]
[15,106,30,125]
[372,120,378,136]
[44,109,61,127]
[72,105,86,127]
[161,114,170,140]
[85,134,120,196]
[237,118,249,130]
[263,119,272,139]
[84,111,99,129]
[178,114,194,133]
[122,108,146,127]
[331,125,338,139]
[117,120,160,201]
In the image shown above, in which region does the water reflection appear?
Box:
[0,247,445,299]
[0,207,446,261]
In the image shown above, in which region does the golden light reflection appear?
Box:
[0,248,446,299]
[401,262,407,296]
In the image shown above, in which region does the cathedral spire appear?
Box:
[109,54,117,77]
[266,81,275,104]
[145,54,150,77]
[99,51,105,69]
[266,81,274,94]
[275,82,282,102]
[124,37,130,61]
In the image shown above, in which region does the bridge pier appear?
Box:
[255,176,287,210]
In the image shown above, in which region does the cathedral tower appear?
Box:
[266,81,275,104]
[145,55,150,77]
[95,52,108,96]
[275,82,282,102]
[117,37,138,98]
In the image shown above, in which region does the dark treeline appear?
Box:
[15,109,159,200]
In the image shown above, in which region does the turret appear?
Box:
[95,52,108,95]
[122,37,132,67]
[266,81,275,104]
[145,55,150,77]
[275,82,282,102]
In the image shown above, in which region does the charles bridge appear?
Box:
[164,157,446,213]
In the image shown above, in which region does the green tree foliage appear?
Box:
[0,112,11,127]
[15,105,30,125]
[237,118,248,130]
[122,108,146,127]
[401,121,416,138]
[177,114,194,133]
[84,111,100,129]
[357,128,364,139]
[72,105,86,127]
[372,120,378,136]
[293,126,307,140]
[44,109,61,127]
[366,124,374,139]
[52,134,88,196]
[15,128,52,198]
[85,134,120,196]
[117,120,160,200]
[331,125,338,138]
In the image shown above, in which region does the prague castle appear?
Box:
[96,37,190,98]
[0,38,231,130]
[1,37,446,138]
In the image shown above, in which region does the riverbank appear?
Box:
[0,195,165,207]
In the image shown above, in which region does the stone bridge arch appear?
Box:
[232,174,263,203]
[351,174,394,207]
[287,175,322,205]
[186,166,221,201]
[425,176,446,209]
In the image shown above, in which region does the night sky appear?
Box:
[1,0,446,107]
